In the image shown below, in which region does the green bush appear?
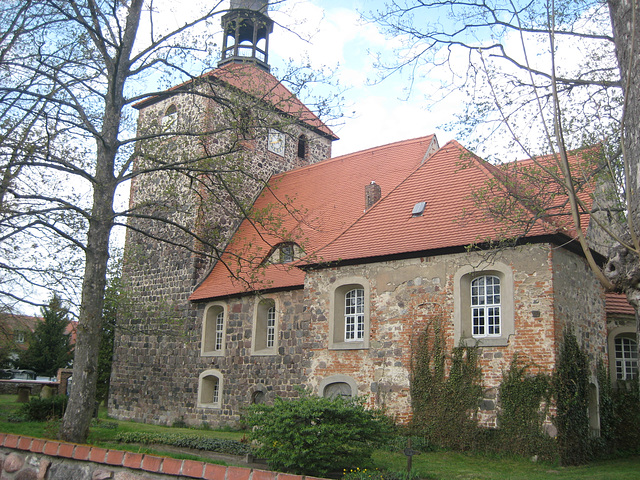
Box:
[553,329,591,465]
[496,355,555,459]
[114,431,250,455]
[611,379,640,453]
[410,318,482,450]
[243,392,392,475]
[18,395,68,421]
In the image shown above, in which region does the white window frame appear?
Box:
[329,277,370,350]
[201,302,226,356]
[471,275,501,338]
[608,326,638,385]
[454,262,514,347]
[344,288,365,341]
[198,369,223,409]
[615,335,638,380]
[252,296,278,355]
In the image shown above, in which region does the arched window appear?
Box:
[471,275,501,337]
[614,335,638,380]
[345,288,365,341]
[201,303,226,356]
[319,375,358,399]
[454,262,514,347]
[252,297,278,355]
[329,278,370,350]
[198,369,223,408]
[161,104,177,126]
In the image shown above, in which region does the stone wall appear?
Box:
[0,433,326,480]
[112,241,607,429]
[110,73,333,426]
[551,246,608,367]
[0,381,58,396]
[304,244,562,425]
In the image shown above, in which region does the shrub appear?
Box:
[114,432,251,455]
[18,395,68,421]
[611,379,640,453]
[496,355,555,459]
[553,329,591,465]
[243,392,392,475]
[410,317,482,450]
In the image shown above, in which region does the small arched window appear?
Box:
[198,369,223,408]
[297,135,307,159]
[252,297,277,355]
[161,104,177,126]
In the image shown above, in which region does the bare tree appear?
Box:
[369,1,640,311]
[0,0,338,443]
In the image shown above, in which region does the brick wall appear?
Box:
[0,433,328,480]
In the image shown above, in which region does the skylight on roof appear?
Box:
[412,201,426,217]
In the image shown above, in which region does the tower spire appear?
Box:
[219,0,274,72]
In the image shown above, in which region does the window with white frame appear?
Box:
[329,278,370,350]
[198,369,223,408]
[454,262,514,347]
[266,305,276,348]
[15,330,26,344]
[252,297,277,355]
[615,335,638,380]
[215,311,225,351]
[201,303,226,356]
[345,288,365,341]
[471,275,501,337]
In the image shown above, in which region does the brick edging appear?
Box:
[0,433,328,480]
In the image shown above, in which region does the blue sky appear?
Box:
[265,0,461,156]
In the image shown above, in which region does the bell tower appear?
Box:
[219,0,274,72]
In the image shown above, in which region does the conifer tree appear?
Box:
[18,295,73,378]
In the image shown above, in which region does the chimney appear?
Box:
[365,181,381,210]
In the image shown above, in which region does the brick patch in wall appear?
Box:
[0,433,331,480]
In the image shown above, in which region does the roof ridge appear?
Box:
[270,134,437,181]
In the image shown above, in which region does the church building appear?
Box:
[108,0,636,432]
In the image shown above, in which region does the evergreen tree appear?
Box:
[18,295,73,377]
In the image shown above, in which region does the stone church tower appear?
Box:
[108,1,337,425]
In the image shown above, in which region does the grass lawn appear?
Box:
[2,394,639,479]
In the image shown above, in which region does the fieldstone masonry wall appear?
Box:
[110,75,333,426]
[0,433,328,480]
[112,238,606,428]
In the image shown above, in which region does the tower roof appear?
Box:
[219,0,274,71]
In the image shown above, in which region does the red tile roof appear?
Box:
[134,63,337,139]
[310,141,595,264]
[190,135,439,300]
[191,137,599,302]
[606,293,635,316]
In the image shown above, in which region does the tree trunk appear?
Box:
[58,188,114,441]
[59,0,143,444]
[605,1,640,308]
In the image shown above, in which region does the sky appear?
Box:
[266,0,460,157]
[216,0,463,157]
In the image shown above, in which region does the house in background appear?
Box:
[0,313,76,371]
[0,314,42,365]
[108,0,636,433]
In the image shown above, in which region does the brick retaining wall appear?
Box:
[0,433,327,480]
